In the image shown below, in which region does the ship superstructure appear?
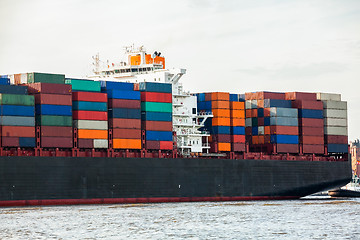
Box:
[90,45,212,155]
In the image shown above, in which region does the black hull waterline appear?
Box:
[0,156,351,206]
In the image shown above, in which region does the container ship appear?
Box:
[0,46,351,207]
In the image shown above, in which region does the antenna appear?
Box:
[92,53,100,74]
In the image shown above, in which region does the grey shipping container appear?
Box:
[323,109,347,119]
[322,100,347,110]
[270,117,298,126]
[270,107,298,117]
[324,118,347,127]
[316,93,341,101]
[0,116,35,126]
[324,126,348,136]
[73,120,108,130]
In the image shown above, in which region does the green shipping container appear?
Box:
[141,102,172,113]
[0,94,34,106]
[65,79,101,92]
[36,115,72,126]
[27,72,65,84]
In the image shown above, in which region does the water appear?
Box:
[1,198,359,239]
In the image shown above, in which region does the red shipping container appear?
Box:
[300,127,324,136]
[112,129,141,139]
[142,121,172,131]
[264,135,271,144]
[276,144,299,153]
[291,100,323,110]
[1,137,19,147]
[26,83,72,95]
[73,110,108,121]
[285,92,317,101]
[263,108,270,117]
[245,127,252,135]
[232,135,245,143]
[245,92,285,100]
[41,137,73,148]
[245,109,252,118]
[302,144,324,154]
[232,143,245,152]
[108,99,141,109]
[299,118,324,127]
[258,117,264,126]
[1,126,35,137]
[72,92,107,102]
[78,139,94,148]
[145,140,160,150]
[325,135,348,144]
[34,94,72,106]
[109,118,141,129]
[211,134,231,143]
[204,93,212,101]
[251,109,258,118]
[41,126,73,137]
[301,136,324,145]
[270,126,298,135]
[141,92,172,103]
[160,141,173,150]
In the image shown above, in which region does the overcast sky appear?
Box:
[1,0,359,141]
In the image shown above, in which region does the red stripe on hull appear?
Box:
[0,196,300,207]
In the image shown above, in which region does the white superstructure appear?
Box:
[89,45,212,155]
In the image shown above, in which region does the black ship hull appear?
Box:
[0,156,351,206]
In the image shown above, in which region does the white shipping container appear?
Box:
[316,92,341,101]
[245,100,252,109]
[258,126,264,135]
[322,100,347,110]
[251,100,258,109]
[73,120,108,130]
[21,73,27,84]
[8,74,15,84]
[324,118,347,127]
[245,118,252,127]
[323,109,347,119]
[93,139,108,148]
[324,126,348,136]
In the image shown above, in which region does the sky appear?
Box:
[0,0,359,141]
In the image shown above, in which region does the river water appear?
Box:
[0,197,359,239]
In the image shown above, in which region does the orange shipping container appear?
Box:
[113,138,141,149]
[230,118,245,127]
[78,129,108,139]
[212,117,230,126]
[264,126,270,135]
[230,101,244,110]
[211,92,230,101]
[232,135,245,143]
[258,135,265,144]
[252,136,259,144]
[251,109,258,118]
[230,109,245,119]
[212,109,230,118]
[257,100,264,108]
[218,142,231,151]
[211,101,230,109]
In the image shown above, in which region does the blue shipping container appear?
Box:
[35,104,72,116]
[238,94,246,101]
[270,108,298,118]
[0,85,28,95]
[230,94,238,102]
[327,144,348,153]
[264,117,270,126]
[100,81,134,90]
[146,131,173,141]
[270,117,298,126]
[0,78,10,85]
[19,137,36,147]
[271,135,299,144]
[139,82,172,93]
[73,101,107,112]
[109,108,141,119]
[298,109,323,119]
[197,93,205,102]
[105,89,140,100]
[252,126,258,135]
[257,108,264,118]
[141,112,172,122]
[1,105,35,117]
[231,126,245,135]
[210,126,230,135]
[264,99,292,108]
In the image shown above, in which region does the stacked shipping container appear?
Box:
[67,79,108,148]
[229,94,246,152]
[102,81,142,150]
[245,92,299,153]
[286,92,324,154]
[0,79,35,147]
[140,82,173,150]
[317,93,348,154]
[27,82,73,148]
